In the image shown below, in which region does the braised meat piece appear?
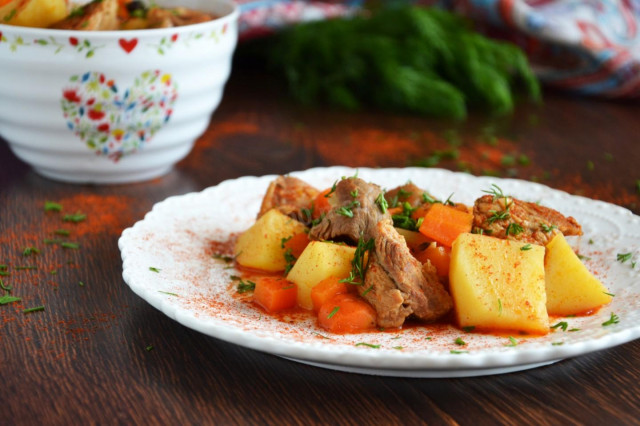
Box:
[309,177,389,243]
[373,222,452,325]
[51,0,119,30]
[258,176,319,222]
[310,177,452,327]
[473,195,582,245]
[385,183,431,208]
[359,259,412,328]
[145,8,215,28]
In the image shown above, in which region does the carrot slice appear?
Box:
[415,242,451,277]
[283,232,310,258]
[312,188,334,219]
[253,277,297,312]
[310,276,349,312]
[418,203,473,247]
[317,294,376,334]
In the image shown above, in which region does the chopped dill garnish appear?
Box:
[355,342,380,349]
[551,321,568,332]
[506,222,524,236]
[236,280,256,293]
[482,184,505,200]
[602,313,619,326]
[23,305,45,314]
[0,295,21,305]
[212,253,235,263]
[375,192,388,214]
[327,306,340,319]
[44,201,63,212]
[63,212,87,223]
[22,247,40,256]
[616,252,633,264]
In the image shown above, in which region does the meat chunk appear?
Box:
[359,260,412,328]
[310,177,452,327]
[385,183,430,208]
[310,177,389,243]
[50,0,119,30]
[473,195,582,245]
[145,8,215,28]
[374,222,452,324]
[257,176,319,223]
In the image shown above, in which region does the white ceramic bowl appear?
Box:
[0,0,238,183]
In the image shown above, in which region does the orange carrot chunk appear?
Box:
[415,242,451,277]
[253,277,297,312]
[317,294,376,334]
[283,232,310,258]
[418,203,473,247]
[310,276,349,312]
[312,188,334,220]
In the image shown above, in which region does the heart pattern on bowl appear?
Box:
[61,70,178,161]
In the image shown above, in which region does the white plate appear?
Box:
[119,167,640,377]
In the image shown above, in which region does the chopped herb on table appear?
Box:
[23,305,45,314]
[0,295,21,305]
[63,212,87,223]
[44,201,63,212]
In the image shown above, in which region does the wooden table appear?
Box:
[1,65,639,425]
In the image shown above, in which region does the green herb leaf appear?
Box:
[551,321,568,332]
[283,248,296,275]
[23,305,45,314]
[212,253,235,263]
[506,222,524,236]
[462,325,475,333]
[506,336,518,347]
[520,244,532,251]
[0,278,12,292]
[454,337,466,346]
[602,313,619,326]
[237,280,256,294]
[355,342,380,349]
[63,212,87,223]
[540,223,557,233]
[44,201,63,212]
[327,306,340,319]
[0,295,21,305]
[149,267,161,273]
[617,252,633,263]
[375,192,388,214]
[22,247,40,256]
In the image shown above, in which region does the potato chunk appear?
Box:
[286,241,356,310]
[450,233,549,334]
[234,209,307,272]
[3,0,68,28]
[545,234,612,315]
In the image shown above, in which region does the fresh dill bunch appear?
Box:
[269,6,540,119]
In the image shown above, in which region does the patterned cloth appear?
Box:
[235,0,640,98]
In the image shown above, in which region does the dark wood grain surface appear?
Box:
[1,64,639,425]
